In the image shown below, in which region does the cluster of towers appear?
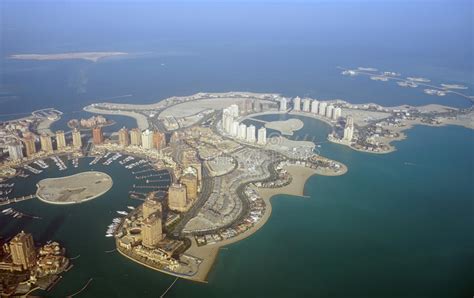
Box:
[7,129,83,161]
[115,127,166,150]
[222,104,267,145]
[167,166,199,212]
[292,97,342,121]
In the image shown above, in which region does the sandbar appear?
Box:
[264,118,303,135]
[36,171,112,204]
[10,52,127,62]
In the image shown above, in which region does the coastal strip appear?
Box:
[84,105,149,130]
[10,52,127,62]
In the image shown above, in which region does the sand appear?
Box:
[36,171,113,204]
[184,165,325,282]
[10,52,127,62]
[84,106,149,130]
[264,118,304,135]
[36,118,55,135]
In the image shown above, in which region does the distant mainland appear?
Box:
[9,51,127,62]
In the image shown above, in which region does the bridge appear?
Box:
[246,117,268,124]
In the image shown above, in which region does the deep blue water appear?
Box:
[1,1,473,121]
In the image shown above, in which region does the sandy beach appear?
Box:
[10,52,127,62]
[185,165,323,282]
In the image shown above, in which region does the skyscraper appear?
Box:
[92,126,104,145]
[141,214,163,248]
[293,97,301,111]
[130,128,142,146]
[238,123,247,140]
[311,100,319,114]
[168,183,188,212]
[325,105,334,119]
[141,129,154,149]
[231,121,239,137]
[318,102,327,116]
[302,98,311,112]
[257,127,267,145]
[72,128,82,148]
[118,127,130,147]
[246,125,256,143]
[222,111,234,134]
[228,104,239,117]
[279,98,287,111]
[9,231,36,270]
[8,142,24,160]
[55,130,67,150]
[343,116,354,142]
[333,107,342,120]
[40,133,53,153]
[143,197,162,219]
[180,173,198,201]
[153,130,165,149]
[23,134,36,157]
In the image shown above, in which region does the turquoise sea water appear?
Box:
[1,118,472,297]
[1,1,473,296]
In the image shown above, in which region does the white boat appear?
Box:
[1,208,12,214]
[127,206,135,210]
[116,211,128,216]
[105,234,114,238]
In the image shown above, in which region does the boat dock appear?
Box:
[0,194,36,206]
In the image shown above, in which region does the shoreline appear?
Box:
[83,106,149,130]
[184,164,343,282]
[36,171,113,205]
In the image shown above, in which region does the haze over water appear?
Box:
[1,0,473,118]
[0,1,473,297]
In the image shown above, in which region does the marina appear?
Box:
[50,156,67,171]
[1,207,41,219]
[105,217,123,237]
[24,164,43,174]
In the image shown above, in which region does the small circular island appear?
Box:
[36,171,113,205]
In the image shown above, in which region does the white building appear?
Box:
[279,98,287,111]
[228,104,239,117]
[238,123,247,140]
[224,113,234,134]
[333,107,342,120]
[318,102,327,116]
[343,116,354,142]
[141,129,154,149]
[8,143,24,160]
[293,97,301,111]
[311,100,319,114]
[231,121,239,136]
[302,98,311,112]
[246,125,256,143]
[326,105,334,119]
[257,127,267,145]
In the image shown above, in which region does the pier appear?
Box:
[133,185,169,190]
[247,117,268,124]
[0,194,36,206]
[132,168,155,174]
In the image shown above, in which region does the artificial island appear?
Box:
[1,90,473,289]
